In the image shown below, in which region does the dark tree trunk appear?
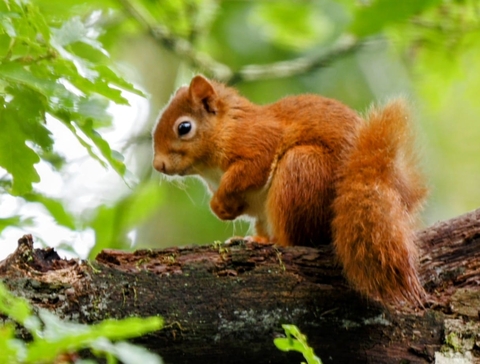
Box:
[1,209,480,363]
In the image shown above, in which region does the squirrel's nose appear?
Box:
[153,155,166,173]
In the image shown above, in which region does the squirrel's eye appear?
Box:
[178,121,192,136]
[173,117,197,140]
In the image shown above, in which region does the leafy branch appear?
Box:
[117,0,362,84]
[0,1,143,196]
[117,0,232,81]
[228,37,361,84]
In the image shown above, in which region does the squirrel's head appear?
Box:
[152,75,224,176]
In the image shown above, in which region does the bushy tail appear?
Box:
[332,99,428,305]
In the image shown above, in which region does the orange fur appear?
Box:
[332,100,427,304]
[153,76,427,305]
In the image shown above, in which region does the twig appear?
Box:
[228,36,361,85]
[118,0,362,84]
[117,0,232,81]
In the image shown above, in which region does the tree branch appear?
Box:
[228,37,361,85]
[117,0,362,84]
[1,209,480,363]
[117,0,233,81]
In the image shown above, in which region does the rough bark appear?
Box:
[1,208,480,364]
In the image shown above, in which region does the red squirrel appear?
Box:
[152,75,428,305]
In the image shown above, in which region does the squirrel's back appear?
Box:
[268,95,361,156]
[264,95,362,246]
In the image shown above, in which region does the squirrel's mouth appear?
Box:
[153,152,194,177]
[168,166,193,177]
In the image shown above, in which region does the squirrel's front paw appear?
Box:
[210,194,245,220]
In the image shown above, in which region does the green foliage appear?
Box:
[251,1,333,51]
[0,0,156,257]
[87,181,165,259]
[350,0,443,36]
[144,0,219,38]
[274,324,322,364]
[0,282,163,364]
[0,0,141,196]
[23,193,76,230]
[0,216,32,235]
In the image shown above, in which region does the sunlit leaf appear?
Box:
[251,1,333,50]
[0,62,70,100]
[51,113,108,168]
[274,325,322,364]
[51,16,104,51]
[23,2,51,43]
[23,193,76,230]
[0,12,19,37]
[87,181,165,259]
[26,310,163,362]
[122,182,164,228]
[0,1,143,198]
[94,65,144,98]
[7,85,53,150]
[76,96,112,124]
[0,283,163,363]
[77,118,126,176]
[0,107,41,195]
[92,340,163,364]
[0,215,33,234]
[350,0,442,36]
[0,325,24,363]
[0,283,37,329]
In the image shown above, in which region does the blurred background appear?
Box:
[1,0,479,259]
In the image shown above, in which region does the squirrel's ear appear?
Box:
[189,75,218,114]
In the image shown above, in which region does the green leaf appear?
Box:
[121,182,165,229]
[87,181,165,259]
[50,16,141,102]
[274,325,322,364]
[0,4,143,189]
[0,216,21,233]
[77,96,112,124]
[350,0,442,36]
[94,64,145,98]
[0,325,24,364]
[0,107,40,195]
[50,113,108,169]
[51,16,103,50]
[0,12,19,37]
[23,193,76,230]
[7,85,53,150]
[0,62,71,100]
[26,311,163,362]
[88,203,123,259]
[23,2,51,43]
[251,2,333,50]
[0,282,40,332]
[0,215,33,234]
[49,58,130,106]
[0,283,163,364]
[76,118,126,177]
[92,340,163,364]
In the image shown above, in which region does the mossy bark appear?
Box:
[1,208,480,363]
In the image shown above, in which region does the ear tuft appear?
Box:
[189,75,217,114]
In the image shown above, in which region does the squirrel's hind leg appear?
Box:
[266,145,334,247]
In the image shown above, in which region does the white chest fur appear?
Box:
[198,167,223,193]
[197,166,269,225]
